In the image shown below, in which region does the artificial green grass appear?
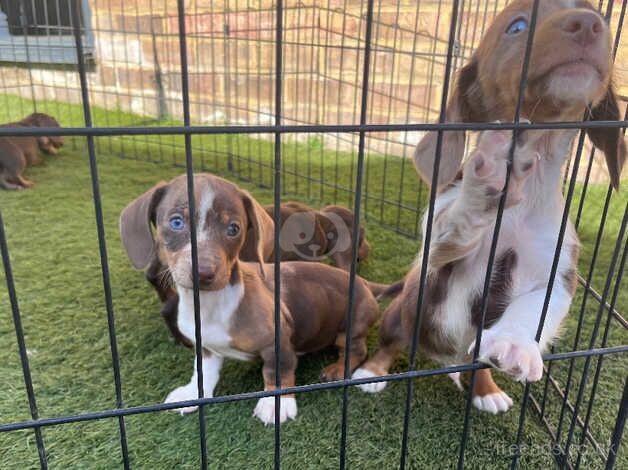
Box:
[0,95,626,469]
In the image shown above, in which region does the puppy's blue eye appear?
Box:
[226,222,240,237]
[169,216,185,231]
[506,18,528,35]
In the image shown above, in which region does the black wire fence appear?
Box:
[0,0,626,469]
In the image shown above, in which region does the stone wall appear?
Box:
[1,0,626,183]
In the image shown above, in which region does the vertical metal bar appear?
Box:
[458,1,542,467]
[575,237,627,468]
[18,1,37,112]
[338,1,374,469]
[377,0,402,225]
[175,1,208,468]
[333,0,350,205]
[273,1,284,468]
[223,4,233,173]
[399,2,461,468]
[413,0,444,238]
[292,2,304,195]
[362,0,382,220]
[513,2,626,465]
[70,1,129,468]
[552,184,613,448]
[395,0,423,232]
[0,210,48,469]
[605,376,628,470]
[561,204,628,466]
[509,120,587,470]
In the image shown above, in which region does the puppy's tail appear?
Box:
[364,279,405,299]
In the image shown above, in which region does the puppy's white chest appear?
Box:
[177,284,253,361]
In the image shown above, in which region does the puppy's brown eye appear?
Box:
[226,222,240,237]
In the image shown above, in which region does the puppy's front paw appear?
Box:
[470,330,544,382]
[164,383,202,415]
[253,396,297,425]
[463,128,537,210]
[352,367,388,393]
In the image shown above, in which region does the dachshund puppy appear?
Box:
[130,184,371,345]
[120,174,383,424]
[354,0,625,414]
[0,113,64,189]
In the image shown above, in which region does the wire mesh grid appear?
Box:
[0,0,626,468]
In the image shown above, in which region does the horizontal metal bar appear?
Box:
[0,120,626,138]
[0,345,625,434]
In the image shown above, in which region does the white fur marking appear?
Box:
[197,188,215,241]
[253,396,298,425]
[165,353,224,414]
[177,283,251,361]
[472,391,513,414]
[352,367,387,393]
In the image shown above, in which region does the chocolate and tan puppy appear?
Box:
[354,0,625,414]
[0,113,64,189]
[120,174,382,424]
[264,201,370,271]
[134,182,371,345]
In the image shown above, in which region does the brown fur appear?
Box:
[0,113,64,189]
[361,0,620,403]
[120,174,382,390]
[414,0,625,190]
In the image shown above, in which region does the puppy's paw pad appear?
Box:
[472,391,513,414]
[164,383,200,414]
[352,368,387,393]
[253,396,297,425]
[465,150,507,202]
[474,330,544,383]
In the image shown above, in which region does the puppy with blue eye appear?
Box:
[120,173,383,424]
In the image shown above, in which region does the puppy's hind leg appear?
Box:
[0,171,22,190]
[254,340,298,425]
[471,368,513,414]
[353,296,406,393]
[0,151,29,189]
[321,289,380,382]
[319,332,369,383]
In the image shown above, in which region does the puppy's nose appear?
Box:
[197,266,216,283]
[561,11,603,46]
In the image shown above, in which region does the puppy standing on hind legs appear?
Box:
[354,129,542,413]
[354,0,626,414]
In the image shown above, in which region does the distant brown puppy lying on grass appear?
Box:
[0,113,64,190]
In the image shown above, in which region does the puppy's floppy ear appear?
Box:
[241,190,274,277]
[119,182,168,270]
[414,59,484,188]
[586,86,626,190]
